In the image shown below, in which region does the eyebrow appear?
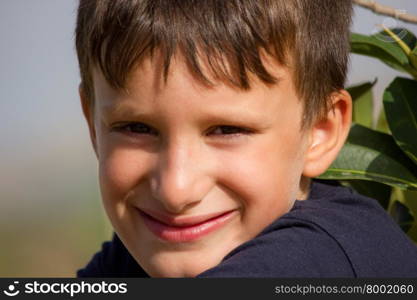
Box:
[103,102,140,117]
[101,102,271,129]
[101,103,153,123]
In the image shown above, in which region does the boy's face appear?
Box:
[85,53,312,277]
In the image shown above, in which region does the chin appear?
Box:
[144,255,219,278]
[135,240,236,278]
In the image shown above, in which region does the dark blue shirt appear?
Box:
[77,181,417,277]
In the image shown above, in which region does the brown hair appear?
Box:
[75,0,352,128]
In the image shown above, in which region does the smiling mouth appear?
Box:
[137,209,238,243]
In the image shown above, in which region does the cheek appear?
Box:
[216,134,305,214]
[98,147,151,205]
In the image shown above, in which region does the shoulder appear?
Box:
[198,181,417,277]
[197,217,354,277]
[292,181,417,276]
[76,233,148,278]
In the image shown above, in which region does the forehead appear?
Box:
[92,51,302,122]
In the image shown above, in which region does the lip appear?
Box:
[137,209,238,243]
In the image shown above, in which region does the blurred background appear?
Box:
[1,0,417,277]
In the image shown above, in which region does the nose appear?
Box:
[150,138,212,213]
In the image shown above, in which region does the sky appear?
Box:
[0,0,416,276]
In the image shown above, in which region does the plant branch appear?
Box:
[353,0,417,25]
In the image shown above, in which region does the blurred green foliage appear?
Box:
[319,27,417,243]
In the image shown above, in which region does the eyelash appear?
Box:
[113,123,253,139]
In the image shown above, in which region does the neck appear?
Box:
[296,176,311,200]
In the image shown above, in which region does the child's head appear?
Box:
[75,0,353,277]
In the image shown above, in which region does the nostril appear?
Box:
[149,175,198,213]
[148,157,213,213]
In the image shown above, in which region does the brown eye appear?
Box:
[118,123,158,135]
[209,125,252,137]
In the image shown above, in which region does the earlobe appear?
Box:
[79,84,99,158]
[302,90,352,178]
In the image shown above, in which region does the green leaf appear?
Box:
[379,27,417,71]
[351,32,410,71]
[410,47,417,70]
[373,28,417,50]
[341,180,391,209]
[347,80,376,128]
[347,79,377,101]
[376,107,390,134]
[400,189,417,242]
[383,77,417,165]
[390,28,417,50]
[318,124,417,190]
[390,201,414,232]
[350,28,417,78]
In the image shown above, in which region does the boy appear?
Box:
[75,0,417,277]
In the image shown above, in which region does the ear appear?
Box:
[302,89,352,177]
[79,84,99,158]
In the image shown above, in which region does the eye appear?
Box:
[115,122,158,136]
[208,125,252,138]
